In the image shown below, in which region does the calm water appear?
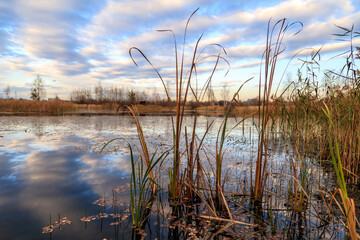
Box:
[0,115,342,239]
[0,115,258,239]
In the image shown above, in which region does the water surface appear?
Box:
[0,115,342,239]
[0,115,253,239]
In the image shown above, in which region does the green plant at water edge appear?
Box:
[100,108,169,229]
[129,144,170,229]
[323,103,359,240]
[127,105,159,194]
[214,79,252,211]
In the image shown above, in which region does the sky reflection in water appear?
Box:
[0,115,257,239]
[0,116,146,239]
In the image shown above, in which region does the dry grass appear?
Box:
[231,105,260,116]
[0,99,263,116]
[252,18,302,202]
[131,104,191,114]
[196,105,225,112]
[0,99,77,115]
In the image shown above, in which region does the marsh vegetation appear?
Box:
[108,11,360,239]
[0,10,360,240]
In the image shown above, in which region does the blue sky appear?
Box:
[0,0,359,100]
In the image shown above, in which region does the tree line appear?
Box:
[3,75,260,106]
[2,75,47,100]
[70,81,163,105]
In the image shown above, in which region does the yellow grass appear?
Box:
[0,99,264,117]
[0,99,77,115]
[231,106,260,116]
[196,105,224,112]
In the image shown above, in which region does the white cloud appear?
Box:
[1,0,359,99]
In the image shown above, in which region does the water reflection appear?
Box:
[0,115,340,239]
[0,116,137,239]
[29,118,47,139]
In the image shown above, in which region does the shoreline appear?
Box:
[0,99,260,116]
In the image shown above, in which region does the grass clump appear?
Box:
[129,144,169,230]
[323,104,359,239]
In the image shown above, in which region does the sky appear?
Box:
[0,0,359,100]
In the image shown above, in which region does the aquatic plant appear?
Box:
[252,18,302,203]
[129,8,229,203]
[91,10,360,240]
[214,79,252,210]
[323,104,359,239]
[129,144,170,229]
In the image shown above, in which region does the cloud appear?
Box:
[53,61,93,76]
[6,57,34,72]
[2,0,105,76]
[0,1,20,56]
[85,0,212,38]
[0,0,359,99]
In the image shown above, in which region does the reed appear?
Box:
[271,28,360,237]
[183,114,216,203]
[0,99,77,115]
[129,8,228,203]
[94,10,360,239]
[278,25,360,181]
[129,144,169,229]
[127,105,158,194]
[213,79,252,210]
[252,18,302,203]
[100,105,170,229]
[323,103,359,239]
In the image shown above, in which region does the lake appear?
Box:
[0,115,344,239]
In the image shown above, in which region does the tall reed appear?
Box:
[127,106,158,193]
[129,8,228,202]
[96,13,360,238]
[279,24,360,181]
[323,104,359,240]
[213,79,252,210]
[252,18,302,203]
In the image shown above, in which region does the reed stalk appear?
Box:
[253,18,302,203]
[129,9,228,202]
[323,103,359,240]
[129,144,170,229]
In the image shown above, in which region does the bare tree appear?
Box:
[4,84,10,99]
[207,83,216,104]
[30,75,46,100]
[94,80,103,103]
[70,88,92,103]
[137,90,148,102]
[152,87,161,104]
[115,86,124,103]
[104,86,124,103]
[220,82,230,101]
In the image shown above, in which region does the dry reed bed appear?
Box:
[277,90,360,182]
[118,14,360,239]
[0,99,77,115]
[0,99,266,116]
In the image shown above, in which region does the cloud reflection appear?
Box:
[0,114,252,239]
[0,120,133,239]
